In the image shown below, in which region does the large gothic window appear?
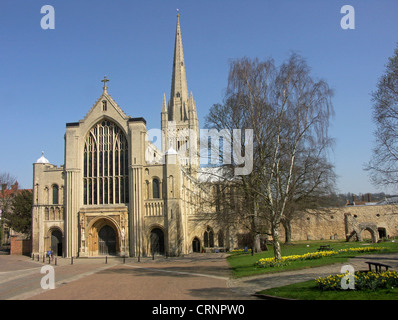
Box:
[83,120,129,205]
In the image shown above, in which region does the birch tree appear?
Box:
[205,53,334,260]
[366,44,398,188]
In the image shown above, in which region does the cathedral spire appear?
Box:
[169,12,189,122]
[162,12,200,172]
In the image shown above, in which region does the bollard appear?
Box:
[43,255,45,263]
[55,257,57,266]
[123,256,126,264]
[105,256,107,264]
[48,256,51,264]
[71,257,73,265]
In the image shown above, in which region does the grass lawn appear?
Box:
[227,239,398,300]
[257,280,398,300]
[227,240,398,278]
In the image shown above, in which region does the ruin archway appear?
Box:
[346,223,378,243]
[360,224,378,243]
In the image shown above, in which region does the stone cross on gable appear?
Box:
[101,76,110,92]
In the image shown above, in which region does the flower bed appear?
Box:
[231,248,252,254]
[256,250,338,268]
[337,247,386,254]
[316,270,398,291]
[255,247,387,268]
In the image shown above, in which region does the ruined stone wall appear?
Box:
[282,204,398,242]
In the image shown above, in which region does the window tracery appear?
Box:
[83,120,129,205]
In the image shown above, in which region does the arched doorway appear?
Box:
[51,229,63,256]
[192,237,200,253]
[150,228,165,255]
[363,227,378,243]
[87,218,120,257]
[98,225,117,256]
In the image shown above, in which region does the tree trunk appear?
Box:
[254,233,261,253]
[251,199,262,253]
[282,219,292,244]
[272,225,282,260]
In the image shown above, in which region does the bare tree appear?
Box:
[0,172,18,244]
[366,44,398,189]
[205,53,334,260]
[0,172,17,190]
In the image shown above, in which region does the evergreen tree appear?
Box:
[4,190,32,237]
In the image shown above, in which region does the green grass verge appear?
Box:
[257,280,398,300]
[227,240,398,278]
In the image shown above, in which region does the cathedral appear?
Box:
[31,14,235,258]
[31,13,398,257]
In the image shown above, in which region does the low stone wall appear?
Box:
[284,204,398,242]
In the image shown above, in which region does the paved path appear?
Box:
[1,252,397,300]
[0,254,252,300]
[0,255,115,300]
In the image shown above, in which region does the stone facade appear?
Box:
[31,14,236,258]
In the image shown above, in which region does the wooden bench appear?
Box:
[317,245,333,252]
[365,261,392,273]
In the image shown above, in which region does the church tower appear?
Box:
[161,13,199,174]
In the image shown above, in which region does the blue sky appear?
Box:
[1,0,398,194]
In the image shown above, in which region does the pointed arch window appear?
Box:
[83,120,129,205]
[204,226,214,248]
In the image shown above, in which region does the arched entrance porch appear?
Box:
[87,218,120,256]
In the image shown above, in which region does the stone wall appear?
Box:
[284,204,398,242]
